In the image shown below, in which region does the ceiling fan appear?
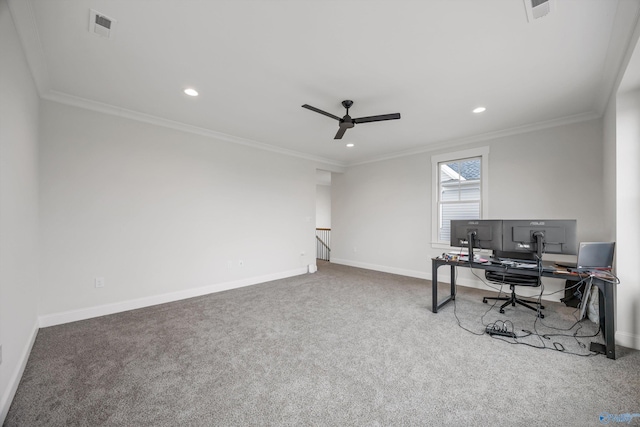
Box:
[301,100,401,139]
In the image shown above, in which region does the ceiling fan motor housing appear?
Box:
[340,116,354,128]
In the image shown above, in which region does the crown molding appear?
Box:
[8,0,634,173]
[6,0,342,171]
[38,89,601,172]
[348,111,600,167]
[594,0,640,114]
[42,90,347,170]
[40,90,600,171]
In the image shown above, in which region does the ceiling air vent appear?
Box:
[89,9,116,39]
[524,0,554,22]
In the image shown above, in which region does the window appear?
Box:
[431,147,489,247]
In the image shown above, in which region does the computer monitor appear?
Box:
[450,219,503,261]
[502,219,577,260]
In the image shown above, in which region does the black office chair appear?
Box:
[482,271,545,318]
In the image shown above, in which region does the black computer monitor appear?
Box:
[450,219,503,261]
[501,219,577,260]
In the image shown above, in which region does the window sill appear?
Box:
[432,242,454,250]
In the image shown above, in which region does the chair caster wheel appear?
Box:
[540,305,545,309]
[483,298,488,303]
[539,313,545,319]
[499,309,505,314]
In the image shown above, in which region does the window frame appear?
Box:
[431,147,489,249]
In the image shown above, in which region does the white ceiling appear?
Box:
[9,0,640,167]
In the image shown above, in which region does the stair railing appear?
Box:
[316,228,331,261]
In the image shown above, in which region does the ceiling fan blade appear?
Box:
[353,113,401,124]
[334,125,349,139]
[302,104,342,121]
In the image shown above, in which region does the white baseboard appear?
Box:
[0,320,39,425]
[331,258,430,280]
[330,258,563,302]
[615,330,640,350]
[39,268,308,328]
[333,258,640,351]
[2,264,636,425]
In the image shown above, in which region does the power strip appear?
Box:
[486,325,516,338]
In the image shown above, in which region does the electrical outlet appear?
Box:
[95,277,105,288]
[238,260,244,267]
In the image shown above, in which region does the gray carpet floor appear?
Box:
[4,262,640,426]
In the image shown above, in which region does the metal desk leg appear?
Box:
[450,264,456,300]
[432,260,439,313]
[601,281,616,359]
[432,260,456,313]
[592,280,616,359]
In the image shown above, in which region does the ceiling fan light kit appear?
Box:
[302,100,401,139]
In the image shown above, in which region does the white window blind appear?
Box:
[438,157,481,242]
[431,147,489,247]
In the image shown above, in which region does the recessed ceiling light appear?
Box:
[346,143,355,148]
[184,88,199,97]
[473,106,486,114]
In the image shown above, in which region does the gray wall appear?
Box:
[331,119,605,298]
[2,1,639,419]
[316,184,331,229]
[38,101,319,319]
[0,0,40,420]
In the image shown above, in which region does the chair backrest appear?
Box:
[485,271,540,287]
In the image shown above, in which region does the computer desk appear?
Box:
[431,257,617,359]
